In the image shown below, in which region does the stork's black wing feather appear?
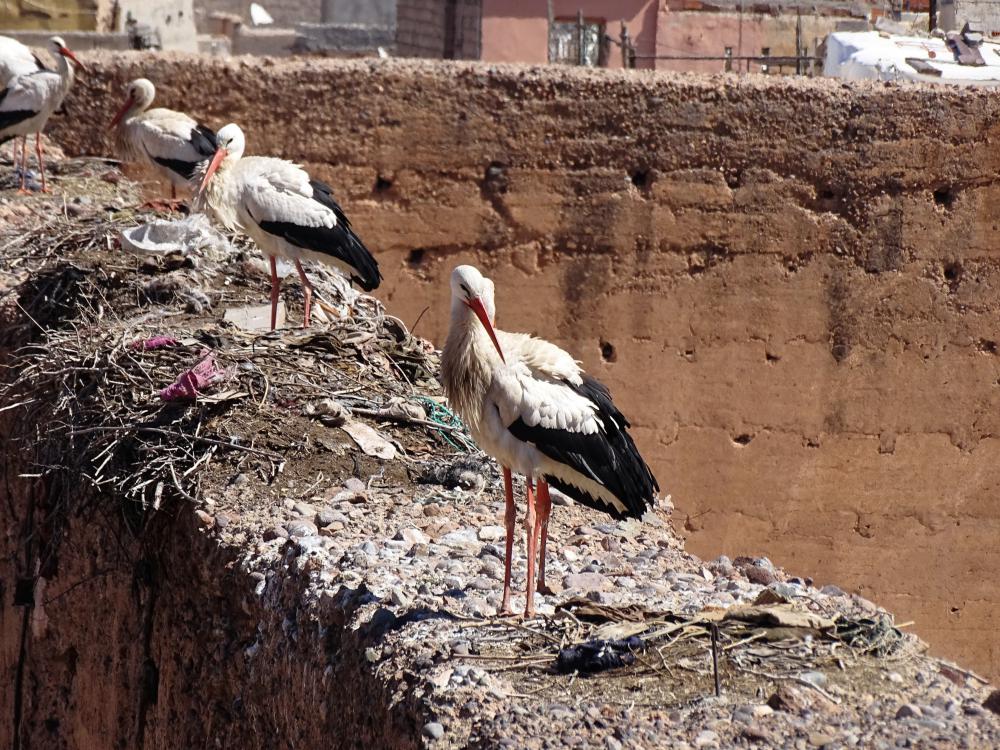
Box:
[507,374,659,520]
[152,156,200,180]
[256,179,381,291]
[148,124,217,181]
[189,124,217,159]
[0,85,36,133]
[0,108,35,132]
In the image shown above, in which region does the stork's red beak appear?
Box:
[197,147,228,197]
[465,296,505,363]
[59,47,85,71]
[109,95,133,129]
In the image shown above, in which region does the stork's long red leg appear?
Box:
[293,259,313,328]
[524,477,537,618]
[499,466,516,616]
[269,256,280,330]
[536,479,554,595]
[35,133,48,193]
[17,137,28,194]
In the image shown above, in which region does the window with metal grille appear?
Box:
[549,18,606,66]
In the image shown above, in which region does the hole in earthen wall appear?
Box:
[978,339,998,355]
[933,187,956,209]
[600,340,617,362]
[732,433,753,446]
[483,162,508,194]
[630,168,653,193]
[943,261,963,293]
[407,249,426,267]
[373,175,393,193]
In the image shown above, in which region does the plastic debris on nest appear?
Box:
[556,636,646,674]
[120,214,234,260]
[160,351,233,401]
[129,335,180,351]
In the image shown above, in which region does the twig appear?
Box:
[710,623,722,697]
[169,462,198,503]
[733,664,842,704]
[350,407,465,434]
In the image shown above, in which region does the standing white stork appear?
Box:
[0,36,83,192]
[441,265,659,617]
[196,123,381,329]
[110,78,218,209]
[0,35,44,165]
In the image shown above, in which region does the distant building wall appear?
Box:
[0,29,130,50]
[231,25,299,54]
[951,0,1000,34]
[653,8,845,74]
[481,0,658,68]
[193,0,250,32]
[116,0,199,52]
[396,0,480,59]
[193,0,320,27]
[0,0,98,31]
[255,0,322,25]
[481,0,857,73]
[320,0,395,25]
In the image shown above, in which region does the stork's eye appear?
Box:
[459,283,470,296]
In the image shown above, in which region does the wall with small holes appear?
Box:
[53,53,1000,681]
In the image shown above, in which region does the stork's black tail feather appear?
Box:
[508,374,659,521]
[309,179,381,291]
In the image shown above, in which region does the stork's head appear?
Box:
[451,265,504,362]
[50,36,85,70]
[197,123,245,196]
[110,78,155,129]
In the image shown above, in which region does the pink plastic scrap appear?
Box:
[130,336,180,351]
[159,352,230,401]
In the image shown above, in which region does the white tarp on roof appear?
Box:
[824,30,1000,86]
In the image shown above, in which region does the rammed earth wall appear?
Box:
[52,53,1000,679]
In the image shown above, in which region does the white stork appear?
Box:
[0,36,44,85]
[0,36,83,192]
[196,123,381,329]
[110,78,218,208]
[441,265,659,617]
[0,35,43,164]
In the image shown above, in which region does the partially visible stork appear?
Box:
[110,78,217,209]
[0,36,83,192]
[0,36,44,86]
[0,35,43,165]
[441,265,659,617]
[196,123,381,329]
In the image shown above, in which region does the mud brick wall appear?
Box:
[54,54,1000,679]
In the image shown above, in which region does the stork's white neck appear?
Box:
[441,303,505,435]
[196,157,241,232]
[56,53,75,91]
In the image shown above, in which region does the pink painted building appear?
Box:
[480,0,873,74]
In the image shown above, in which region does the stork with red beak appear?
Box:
[196,123,381,329]
[110,78,217,208]
[0,36,83,192]
[0,35,45,166]
[441,265,659,617]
